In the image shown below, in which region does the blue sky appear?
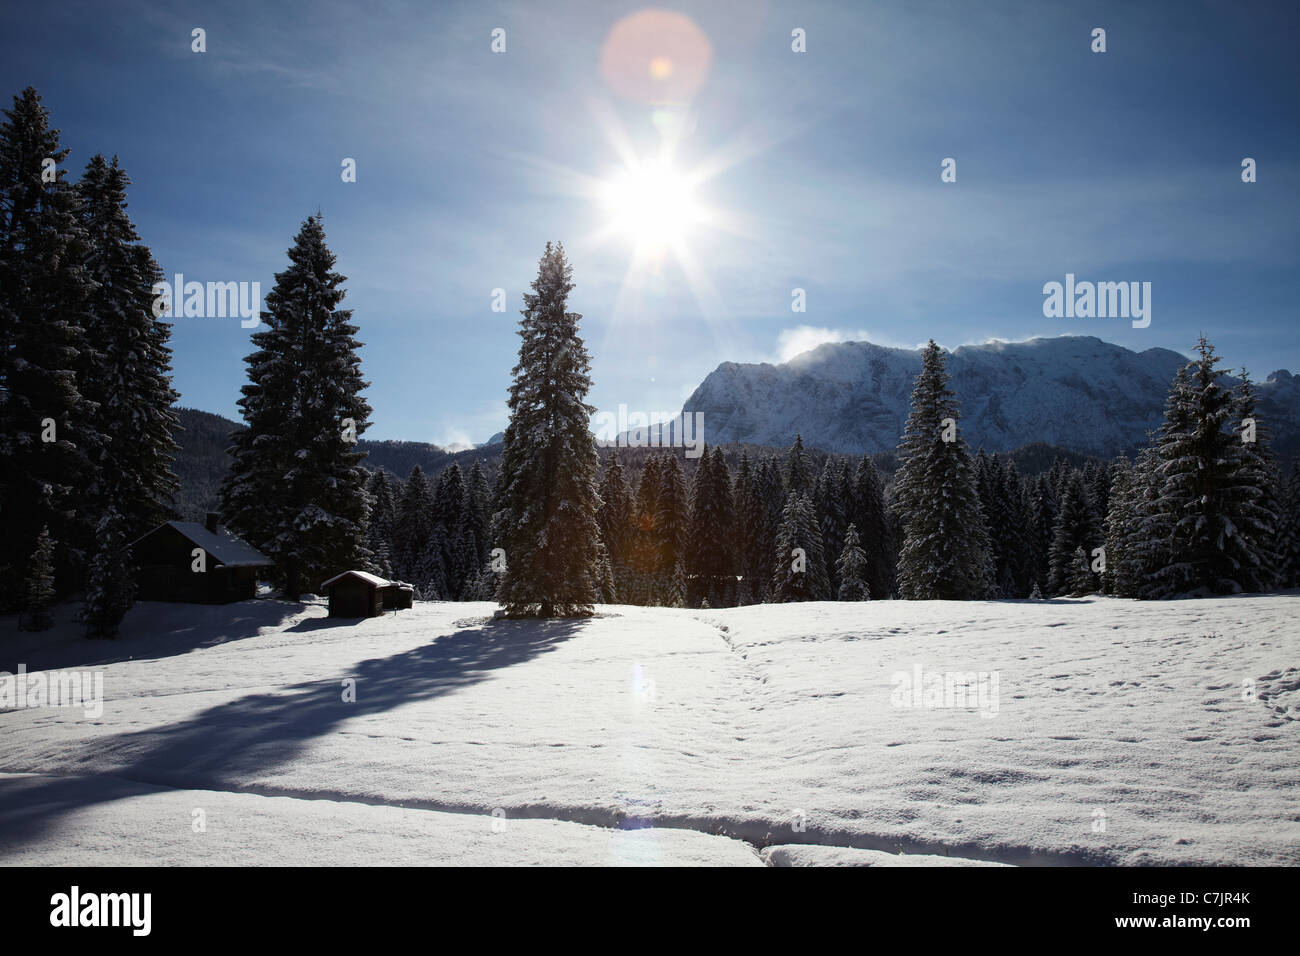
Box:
[2,0,1296,445]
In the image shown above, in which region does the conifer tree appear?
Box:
[686,446,734,605]
[851,455,894,599]
[753,457,785,602]
[1047,472,1102,595]
[596,451,633,597]
[1148,339,1266,596]
[732,451,765,605]
[785,434,813,496]
[219,214,372,598]
[495,242,601,617]
[77,154,179,540]
[814,457,849,596]
[465,461,492,570]
[836,523,870,601]
[0,88,97,605]
[892,341,992,600]
[1231,370,1281,592]
[629,455,663,604]
[20,525,57,631]
[1276,463,1300,589]
[84,506,135,638]
[433,464,472,598]
[393,466,434,585]
[1102,456,1137,596]
[654,453,690,598]
[365,470,397,579]
[1027,474,1059,595]
[771,492,830,602]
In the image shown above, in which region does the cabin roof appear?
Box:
[131,521,274,568]
[320,569,390,590]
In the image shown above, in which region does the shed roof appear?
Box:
[320,570,391,590]
[130,521,273,568]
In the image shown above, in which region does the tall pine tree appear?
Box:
[219,214,372,598]
[495,242,601,617]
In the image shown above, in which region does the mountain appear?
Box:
[677,335,1300,460]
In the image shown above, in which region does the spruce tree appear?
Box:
[892,340,992,600]
[771,492,830,602]
[393,466,435,586]
[1231,370,1281,592]
[495,242,602,617]
[1149,339,1264,596]
[1102,456,1137,596]
[77,154,180,541]
[596,451,634,599]
[84,506,135,638]
[732,451,764,604]
[654,453,690,600]
[785,434,813,496]
[1047,472,1102,596]
[753,457,785,602]
[433,464,471,598]
[836,523,870,601]
[365,469,397,578]
[851,455,894,599]
[465,461,492,570]
[20,525,57,631]
[686,446,733,606]
[0,88,97,606]
[219,215,372,598]
[814,457,849,596]
[1276,463,1300,589]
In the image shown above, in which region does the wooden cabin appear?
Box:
[129,514,273,604]
[321,570,390,618]
[380,581,414,610]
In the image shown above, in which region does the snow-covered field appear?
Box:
[2,594,1297,866]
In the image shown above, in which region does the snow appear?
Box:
[2,594,1298,866]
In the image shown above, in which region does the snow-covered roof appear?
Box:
[132,521,273,567]
[320,570,391,590]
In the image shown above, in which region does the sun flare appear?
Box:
[601,159,701,248]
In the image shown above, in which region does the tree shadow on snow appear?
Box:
[0,616,587,854]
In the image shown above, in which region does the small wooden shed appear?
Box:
[380,581,414,610]
[321,570,390,618]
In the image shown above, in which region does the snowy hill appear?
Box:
[2,596,1296,866]
[679,336,1300,458]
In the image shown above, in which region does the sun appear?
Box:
[601,158,702,249]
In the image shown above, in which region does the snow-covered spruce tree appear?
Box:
[77,154,180,541]
[218,214,372,599]
[1277,463,1300,589]
[1047,472,1102,596]
[686,445,734,606]
[851,454,894,599]
[364,469,397,578]
[997,461,1034,597]
[770,492,831,602]
[433,464,472,598]
[495,242,602,617]
[628,455,662,605]
[892,340,992,600]
[814,457,849,596]
[0,88,98,606]
[785,434,814,497]
[1147,338,1266,597]
[1065,546,1095,598]
[393,465,435,586]
[20,525,57,631]
[836,523,870,601]
[731,451,765,605]
[1101,455,1137,596]
[1026,474,1058,595]
[595,450,633,597]
[654,453,690,602]
[752,457,785,602]
[465,461,493,571]
[1231,370,1281,593]
[84,505,135,639]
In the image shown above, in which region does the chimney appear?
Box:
[205,512,220,533]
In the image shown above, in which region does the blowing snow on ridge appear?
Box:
[678,336,1300,457]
